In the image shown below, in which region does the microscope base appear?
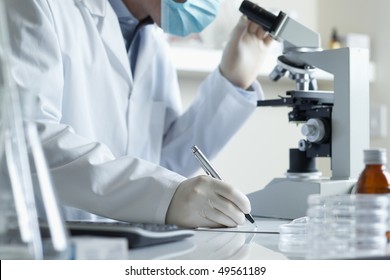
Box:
[248,178,356,219]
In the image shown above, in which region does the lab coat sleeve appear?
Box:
[37,123,185,224]
[161,68,264,177]
[6,0,185,224]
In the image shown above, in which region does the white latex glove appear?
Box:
[219,16,273,90]
[166,175,251,228]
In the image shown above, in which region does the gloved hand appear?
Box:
[219,16,273,90]
[166,175,251,228]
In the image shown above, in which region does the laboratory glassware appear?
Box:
[0,0,69,259]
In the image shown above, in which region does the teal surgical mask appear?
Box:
[161,0,221,37]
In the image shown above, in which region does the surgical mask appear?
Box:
[161,0,221,37]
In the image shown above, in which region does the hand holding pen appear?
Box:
[165,145,257,228]
[191,145,258,227]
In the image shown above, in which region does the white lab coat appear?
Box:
[6,0,263,224]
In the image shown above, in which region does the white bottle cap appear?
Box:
[364,149,387,165]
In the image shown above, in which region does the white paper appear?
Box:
[196,218,289,234]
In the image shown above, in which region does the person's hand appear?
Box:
[166,175,251,228]
[219,16,273,90]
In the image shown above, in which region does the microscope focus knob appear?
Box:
[298,139,311,151]
[301,118,326,143]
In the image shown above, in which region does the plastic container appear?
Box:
[306,194,389,259]
[278,217,308,257]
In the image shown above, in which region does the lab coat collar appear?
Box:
[77,0,133,86]
[75,0,107,17]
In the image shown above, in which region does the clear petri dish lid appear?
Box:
[356,223,388,234]
[355,209,389,222]
[279,223,308,235]
[307,194,389,209]
[278,219,308,254]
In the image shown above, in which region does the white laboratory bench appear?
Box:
[70,216,390,260]
[67,217,292,260]
[126,218,292,260]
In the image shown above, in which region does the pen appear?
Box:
[191,145,257,227]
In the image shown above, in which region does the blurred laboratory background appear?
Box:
[169,0,388,194]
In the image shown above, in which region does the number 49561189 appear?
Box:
[217,266,266,276]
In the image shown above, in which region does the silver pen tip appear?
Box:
[191,145,198,153]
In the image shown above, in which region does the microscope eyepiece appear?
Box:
[239,0,285,33]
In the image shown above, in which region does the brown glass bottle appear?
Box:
[329,28,342,49]
[356,149,390,240]
[356,149,390,193]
